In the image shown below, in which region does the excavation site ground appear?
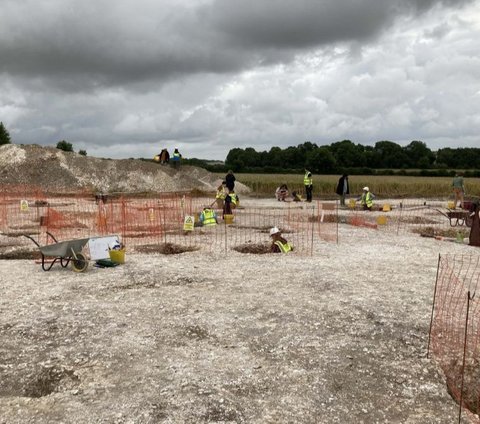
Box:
[0,203,475,424]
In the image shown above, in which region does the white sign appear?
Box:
[88,235,120,260]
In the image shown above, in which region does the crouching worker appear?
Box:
[200,207,218,226]
[291,191,302,202]
[358,186,375,211]
[275,184,289,201]
[270,227,293,253]
[215,182,227,209]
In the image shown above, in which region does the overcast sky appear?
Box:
[1,0,479,160]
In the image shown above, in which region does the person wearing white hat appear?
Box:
[269,227,293,253]
[357,186,375,211]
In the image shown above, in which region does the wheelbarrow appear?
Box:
[25,232,90,272]
[435,202,474,227]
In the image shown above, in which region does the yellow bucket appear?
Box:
[447,201,455,209]
[109,249,126,264]
[382,203,391,212]
[348,199,356,209]
[224,214,234,224]
[376,216,388,225]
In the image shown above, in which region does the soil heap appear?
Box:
[0,144,248,194]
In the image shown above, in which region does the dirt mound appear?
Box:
[0,144,250,194]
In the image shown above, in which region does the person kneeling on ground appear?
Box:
[357,186,375,211]
[199,207,218,226]
[275,184,289,201]
[270,227,293,253]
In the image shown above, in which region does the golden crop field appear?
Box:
[219,173,480,199]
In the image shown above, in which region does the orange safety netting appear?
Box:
[0,186,339,254]
[429,254,480,422]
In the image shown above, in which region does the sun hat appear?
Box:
[270,227,280,236]
[363,186,369,191]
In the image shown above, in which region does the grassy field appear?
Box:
[220,173,480,199]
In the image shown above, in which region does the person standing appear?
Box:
[159,149,169,164]
[225,170,236,192]
[469,200,480,246]
[452,172,465,209]
[335,174,349,207]
[223,190,238,217]
[304,170,313,203]
[172,148,181,168]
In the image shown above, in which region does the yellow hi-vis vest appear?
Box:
[361,192,374,208]
[201,209,217,226]
[274,240,293,253]
[304,171,312,186]
[216,188,226,200]
[229,193,238,206]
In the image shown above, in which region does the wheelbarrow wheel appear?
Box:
[71,252,88,272]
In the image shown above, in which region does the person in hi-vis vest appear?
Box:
[269,227,293,253]
[303,170,313,203]
[358,186,375,211]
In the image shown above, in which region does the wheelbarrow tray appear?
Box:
[39,238,90,257]
[446,210,469,219]
[445,210,473,227]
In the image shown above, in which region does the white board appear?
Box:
[88,235,120,260]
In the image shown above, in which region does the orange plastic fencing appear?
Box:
[429,254,480,422]
[342,198,469,236]
[0,187,339,255]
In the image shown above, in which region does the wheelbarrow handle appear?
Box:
[46,231,58,243]
[24,234,40,248]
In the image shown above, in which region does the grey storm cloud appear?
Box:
[0,0,474,88]
[0,0,479,160]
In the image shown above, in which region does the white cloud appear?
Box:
[0,0,479,160]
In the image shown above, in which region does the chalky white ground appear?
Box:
[0,200,476,423]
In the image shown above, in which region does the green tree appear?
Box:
[78,149,87,156]
[403,140,435,168]
[374,141,409,168]
[56,140,73,152]
[306,147,336,173]
[330,140,365,167]
[0,122,11,145]
[267,146,283,167]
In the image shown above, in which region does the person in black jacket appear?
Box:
[335,174,349,206]
[225,170,236,192]
[469,200,480,247]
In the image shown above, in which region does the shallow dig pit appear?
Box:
[22,366,79,398]
[0,249,40,260]
[233,243,271,254]
[135,242,199,255]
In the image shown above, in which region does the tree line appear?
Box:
[220,140,480,176]
[2,121,479,176]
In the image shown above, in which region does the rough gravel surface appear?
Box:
[0,216,476,423]
[0,144,249,194]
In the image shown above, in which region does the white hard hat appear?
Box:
[363,186,369,191]
[270,227,280,236]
